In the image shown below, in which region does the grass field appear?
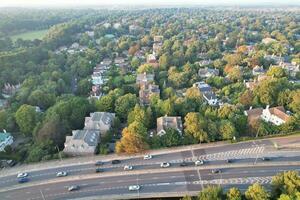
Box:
[10,29,49,41]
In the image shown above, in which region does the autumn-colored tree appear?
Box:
[184,112,208,143]
[245,183,270,200]
[115,122,149,154]
[239,90,254,107]
[226,187,242,200]
[137,64,154,74]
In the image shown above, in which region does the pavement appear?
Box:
[0,135,299,200]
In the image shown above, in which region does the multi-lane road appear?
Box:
[0,135,299,200]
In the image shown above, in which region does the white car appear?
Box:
[17,173,28,178]
[56,171,68,177]
[195,160,204,166]
[143,155,152,160]
[160,162,170,168]
[68,185,80,191]
[129,185,140,191]
[124,165,133,171]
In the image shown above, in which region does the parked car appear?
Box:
[17,172,28,178]
[124,165,133,171]
[68,185,80,191]
[56,171,68,177]
[95,168,104,173]
[195,160,204,166]
[95,161,103,166]
[111,160,121,164]
[143,155,152,160]
[129,185,140,191]
[18,177,29,183]
[180,162,188,167]
[160,162,170,168]
[211,169,221,174]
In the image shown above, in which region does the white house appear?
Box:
[261,106,290,126]
[0,131,13,152]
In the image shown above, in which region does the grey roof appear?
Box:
[72,129,100,147]
[84,112,115,130]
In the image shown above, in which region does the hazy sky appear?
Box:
[0,0,299,7]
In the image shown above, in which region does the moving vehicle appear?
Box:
[95,168,104,173]
[124,165,133,171]
[226,159,233,163]
[180,162,187,167]
[212,169,221,174]
[56,171,68,177]
[195,160,204,166]
[143,155,152,160]
[17,172,28,178]
[68,185,80,191]
[18,177,29,183]
[129,185,140,191]
[160,162,170,168]
[95,161,103,166]
[111,160,121,164]
[262,157,271,161]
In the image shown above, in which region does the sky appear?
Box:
[0,0,299,7]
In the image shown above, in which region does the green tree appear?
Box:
[245,183,270,200]
[115,93,138,121]
[184,112,208,143]
[137,64,154,74]
[96,95,115,112]
[160,128,182,147]
[219,120,237,140]
[271,171,300,199]
[15,104,39,136]
[127,105,149,128]
[267,66,286,78]
[198,186,223,200]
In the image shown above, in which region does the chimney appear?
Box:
[249,106,252,110]
[266,105,270,110]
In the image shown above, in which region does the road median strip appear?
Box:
[0,161,300,193]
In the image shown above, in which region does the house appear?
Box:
[153,43,162,55]
[136,73,155,86]
[198,67,219,78]
[63,129,100,156]
[264,55,284,65]
[139,84,160,105]
[261,106,290,126]
[147,54,157,63]
[193,82,218,106]
[101,58,112,66]
[154,35,163,43]
[90,85,102,99]
[114,57,126,65]
[156,116,183,136]
[262,38,277,45]
[84,112,115,135]
[279,62,300,77]
[2,83,21,98]
[244,75,268,90]
[195,60,213,67]
[113,23,121,29]
[244,107,263,124]
[252,66,265,76]
[0,131,13,152]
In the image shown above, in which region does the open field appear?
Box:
[10,29,48,41]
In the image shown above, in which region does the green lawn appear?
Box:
[11,29,49,41]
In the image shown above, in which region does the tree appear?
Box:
[76,78,92,96]
[115,122,149,154]
[184,112,208,143]
[115,94,138,121]
[239,90,253,107]
[219,120,237,140]
[245,183,270,200]
[289,90,300,114]
[127,105,149,128]
[28,89,56,109]
[96,95,115,112]
[267,66,286,78]
[226,187,242,200]
[137,64,154,74]
[15,104,39,136]
[36,115,69,148]
[160,128,182,147]
[198,186,223,200]
[159,53,170,70]
[131,57,140,69]
[271,171,300,199]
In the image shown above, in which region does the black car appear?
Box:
[226,159,233,163]
[95,168,104,173]
[95,161,103,166]
[180,162,188,167]
[111,160,121,164]
[212,169,221,174]
[18,177,29,183]
[262,157,271,161]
